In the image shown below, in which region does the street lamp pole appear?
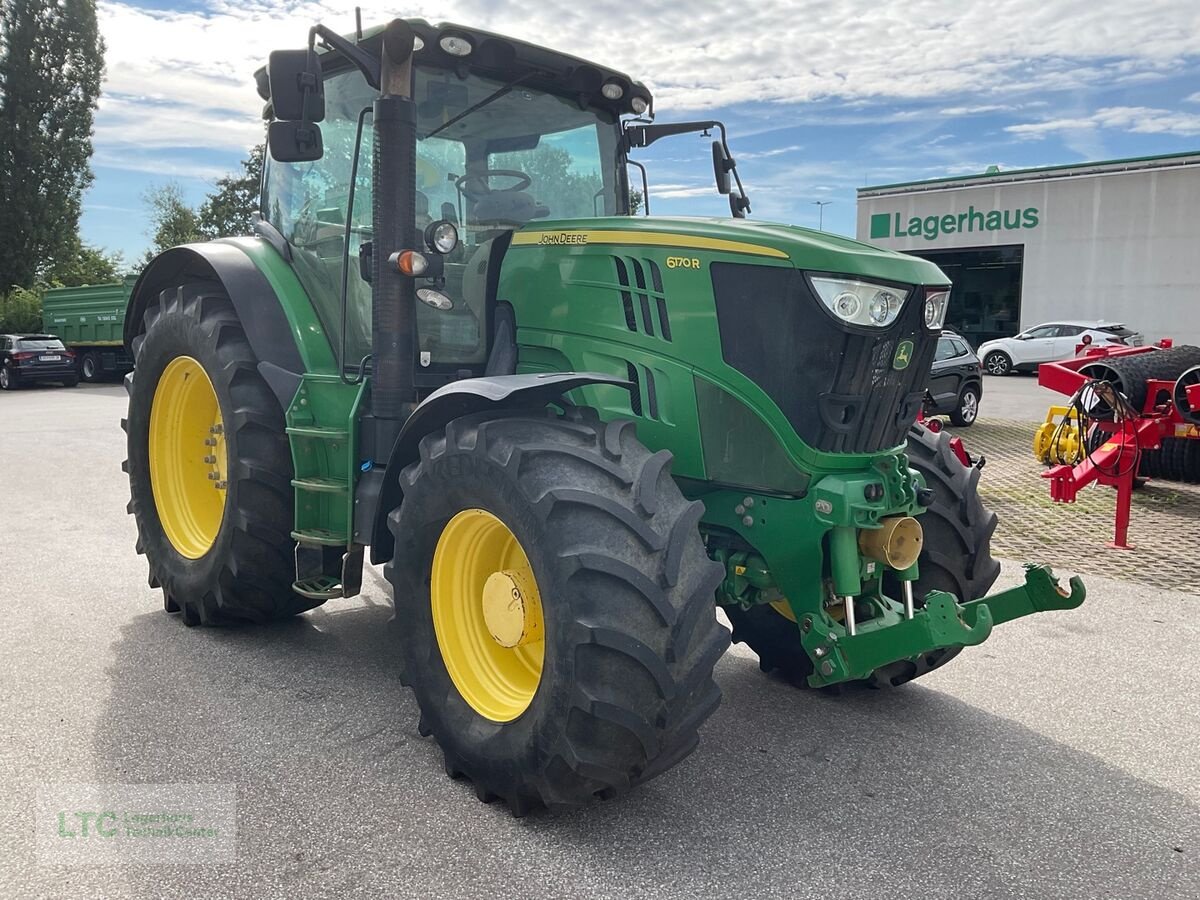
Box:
[812,200,832,231]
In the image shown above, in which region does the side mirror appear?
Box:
[729,193,750,219]
[711,140,733,195]
[268,120,324,163]
[268,48,325,122]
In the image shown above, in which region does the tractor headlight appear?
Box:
[425,219,459,255]
[810,276,909,328]
[924,288,950,330]
[417,288,454,310]
[438,33,473,57]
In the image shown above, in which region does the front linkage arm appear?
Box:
[800,565,1086,688]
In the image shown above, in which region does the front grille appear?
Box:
[710,262,937,453]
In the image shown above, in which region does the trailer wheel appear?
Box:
[123,281,323,625]
[386,407,728,814]
[80,351,102,382]
[727,422,999,689]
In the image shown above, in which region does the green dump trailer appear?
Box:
[42,276,137,381]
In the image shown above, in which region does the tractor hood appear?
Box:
[512,216,949,287]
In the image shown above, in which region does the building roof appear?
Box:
[858,149,1200,197]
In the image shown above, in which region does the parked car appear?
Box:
[925,331,982,426]
[978,321,1142,376]
[0,334,79,390]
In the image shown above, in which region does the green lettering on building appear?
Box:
[873,205,1040,242]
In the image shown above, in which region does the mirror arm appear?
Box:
[624,118,751,216]
[310,24,381,90]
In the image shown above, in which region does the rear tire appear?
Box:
[728,422,999,689]
[123,281,323,625]
[386,406,728,814]
[984,351,1012,376]
[0,367,18,390]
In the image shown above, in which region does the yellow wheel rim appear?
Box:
[431,509,545,722]
[149,356,227,559]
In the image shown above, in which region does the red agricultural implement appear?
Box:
[1034,341,1200,549]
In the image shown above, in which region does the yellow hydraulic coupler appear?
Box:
[1033,406,1082,465]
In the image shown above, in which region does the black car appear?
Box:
[0,334,79,390]
[925,331,982,426]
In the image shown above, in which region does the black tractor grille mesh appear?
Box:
[710,262,936,453]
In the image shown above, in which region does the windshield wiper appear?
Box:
[427,72,535,140]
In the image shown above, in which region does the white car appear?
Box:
[978,321,1142,376]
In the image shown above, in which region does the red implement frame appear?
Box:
[1038,343,1200,550]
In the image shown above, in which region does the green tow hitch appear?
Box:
[801,565,1086,688]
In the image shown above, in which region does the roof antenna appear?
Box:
[355,6,363,41]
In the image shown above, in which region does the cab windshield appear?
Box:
[263,64,624,369]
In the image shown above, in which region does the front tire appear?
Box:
[123,281,322,625]
[984,351,1012,376]
[386,407,728,814]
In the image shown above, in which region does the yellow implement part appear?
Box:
[149,356,227,559]
[1033,405,1082,465]
[431,509,545,722]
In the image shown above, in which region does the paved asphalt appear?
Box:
[976,371,1066,422]
[2,381,1197,899]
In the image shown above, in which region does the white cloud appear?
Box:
[92,0,1200,176]
[1006,105,1200,138]
[1186,91,1200,104]
[739,144,804,159]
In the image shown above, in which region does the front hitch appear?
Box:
[801,565,1086,688]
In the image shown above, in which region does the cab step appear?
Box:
[292,543,364,601]
[291,528,347,546]
[291,476,350,494]
[293,575,344,600]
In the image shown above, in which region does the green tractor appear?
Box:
[122,18,1085,813]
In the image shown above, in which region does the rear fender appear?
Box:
[124,238,337,408]
[368,372,632,562]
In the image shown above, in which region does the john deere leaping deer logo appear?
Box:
[893,340,913,370]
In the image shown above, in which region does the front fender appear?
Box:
[368,372,632,562]
[124,238,337,408]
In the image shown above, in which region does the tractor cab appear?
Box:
[258,20,638,382]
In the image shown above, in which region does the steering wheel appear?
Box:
[455,169,532,201]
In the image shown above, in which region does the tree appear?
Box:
[49,238,122,286]
[142,183,202,264]
[198,144,264,239]
[0,0,105,290]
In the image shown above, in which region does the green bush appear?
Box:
[0,286,44,333]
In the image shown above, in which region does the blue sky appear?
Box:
[83,0,1200,264]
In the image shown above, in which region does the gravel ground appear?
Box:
[1,381,1197,899]
[941,374,1200,593]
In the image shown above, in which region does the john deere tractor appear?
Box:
[122,18,1085,813]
